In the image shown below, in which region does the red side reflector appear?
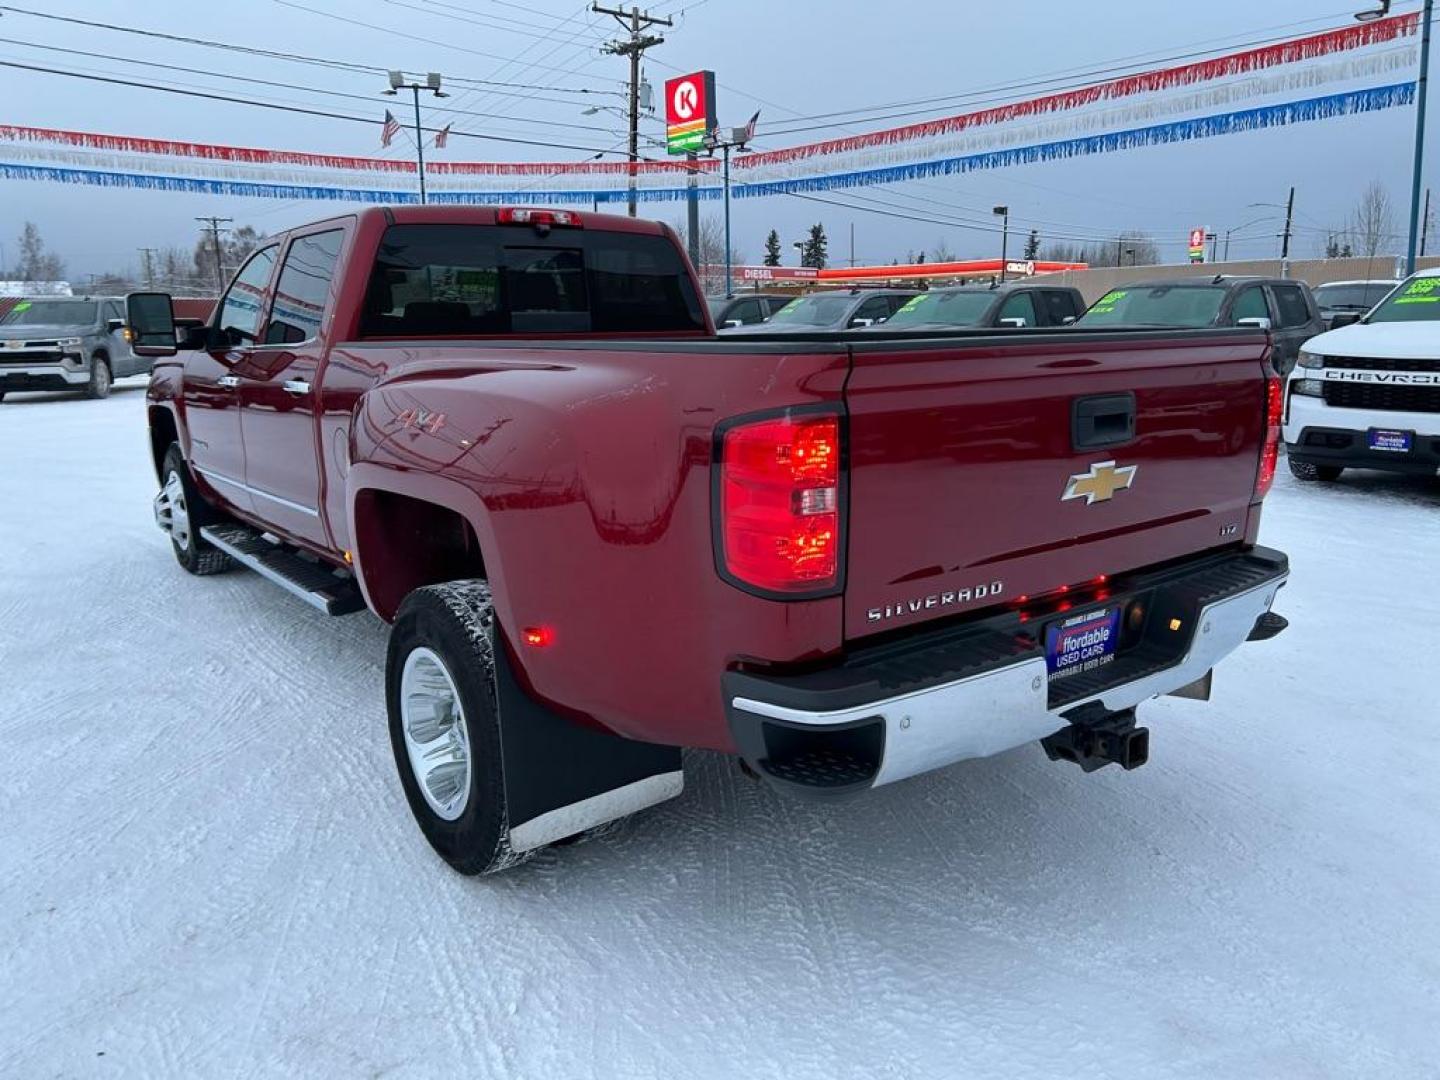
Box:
[522,626,553,647]
[1255,374,1283,498]
[496,208,582,228]
[718,413,842,595]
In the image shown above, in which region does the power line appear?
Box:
[0,3,618,96]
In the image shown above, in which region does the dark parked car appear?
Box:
[863,282,1085,331]
[1076,276,1324,375]
[719,289,916,334]
[706,293,793,328]
[1311,279,1399,330]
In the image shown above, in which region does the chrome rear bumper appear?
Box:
[725,547,1288,796]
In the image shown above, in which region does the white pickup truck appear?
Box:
[1284,269,1440,480]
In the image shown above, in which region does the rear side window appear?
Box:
[217,245,279,341]
[265,230,344,344]
[1270,284,1312,328]
[359,224,704,336]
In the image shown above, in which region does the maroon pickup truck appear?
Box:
[127,206,1290,875]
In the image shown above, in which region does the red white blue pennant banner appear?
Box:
[0,13,1419,205]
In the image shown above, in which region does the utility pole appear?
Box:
[1206,232,1218,263]
[850,222,856,267]
[1280,185,1295,277]
[138,247,157,290]
[385,71,448,204]
[594,3,671,218]
[195,216,232,292]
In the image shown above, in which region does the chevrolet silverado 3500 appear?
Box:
[127,206,1290,875]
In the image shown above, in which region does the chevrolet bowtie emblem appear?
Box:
[1063,460,1138,505]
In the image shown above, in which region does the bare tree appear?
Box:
[929,237,956,263]
[674,214,744,293]
[1040,230,1158,267]
[15,222,65,284]
[1349,181,1394,259]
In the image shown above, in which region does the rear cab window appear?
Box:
[359,223,705,336]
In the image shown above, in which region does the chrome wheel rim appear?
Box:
[400,647,472,821]
[158,471,192,552]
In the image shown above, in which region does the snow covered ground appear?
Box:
[1,383,1436,1079]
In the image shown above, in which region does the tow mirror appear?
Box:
[723,319,742,328]
[125,292,178,357]
[1237,316,1273,330]
[999,317,1028,328]
[106,318,125,333]
[1329,311,1361,328]
[849,317,875,328]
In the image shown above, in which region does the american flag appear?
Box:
[434,123,451,149]
[380,110,400,148]
[742,110,760,143]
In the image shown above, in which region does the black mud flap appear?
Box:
[493,636,683,853]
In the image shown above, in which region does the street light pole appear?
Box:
[993,205,1009,280]
[385,71,448,205]
[705,121,754,299]
[1407,0,1434,274]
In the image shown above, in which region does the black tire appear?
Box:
[84,355,112,399]
[386,581,530,876]
[159,443,235,575]
[1289,459,1342,482]
[0,391,6,403]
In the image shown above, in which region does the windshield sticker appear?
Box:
[896,295,928,314]
[1395,278,1440,304]
[12,302,30,313]
[1089,290,1127,315]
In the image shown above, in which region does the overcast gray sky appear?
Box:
[0,0,1426,278]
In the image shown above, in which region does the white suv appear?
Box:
[1283,269,1440,481]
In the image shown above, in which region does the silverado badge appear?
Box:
[1063,460,1137,505]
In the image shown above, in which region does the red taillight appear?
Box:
[1255,373,1283,498]
[718,412,842,595]
[496,207,582,228]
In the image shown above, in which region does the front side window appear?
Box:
[997,291,1038,326]
[0,300,98,326]
[1230,287,1269,324]
[359,224,703,336]
[1270,285,1312,328]
[850,296,892,326]
[264,230,344,344]
[1080,285,1228,327]
[217,245,279,342]
[1043,290,1081,324]
[1366,275,1440,322]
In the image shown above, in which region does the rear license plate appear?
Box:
[1046,605,1121,683]
[1368,428,1412,453]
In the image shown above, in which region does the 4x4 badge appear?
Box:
[1063,460,1137,505]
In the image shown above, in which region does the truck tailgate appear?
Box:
[843,331,1269,640]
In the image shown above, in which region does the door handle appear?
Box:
[1072,392,1136,450]
[282,379,311,396]
[217,375,240,389]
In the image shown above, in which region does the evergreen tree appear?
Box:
[763,229,782,267]
[1023,229,1040,260]
[801,222,829,269]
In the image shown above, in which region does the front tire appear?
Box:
[158,443,234,575]
[386,581,529,876]
[1289,459,1342,482]
[85,355,112,399]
